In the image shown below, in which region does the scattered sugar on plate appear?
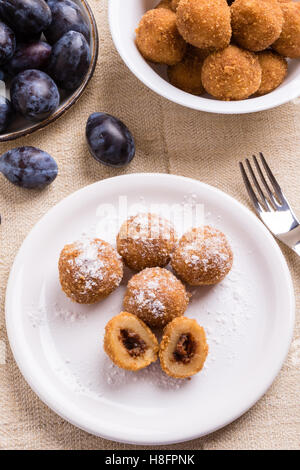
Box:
[26,194,257,397]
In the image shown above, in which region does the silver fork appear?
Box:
[240,153,300,256]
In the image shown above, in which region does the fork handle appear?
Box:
[278,225,300,256]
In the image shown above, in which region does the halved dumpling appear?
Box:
[159,317,208,378]
[104,312,159,371]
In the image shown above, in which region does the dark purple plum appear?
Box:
[0,146,58,188]
[47,30,91,90]
[5,41,52,75]
[0,96,14,132]
[45,0,90,45]
[0,0,52,40]
[86,113,135,168]
[0,69,6,81]
[0,22,16,65]
[11,69,59,122]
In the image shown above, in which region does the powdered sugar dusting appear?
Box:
[67,238,122,294]
[74,240,105,281]
[24,192,270,413]
[124,213,174,240]
[125,268,185,319]
[178,226,232,275]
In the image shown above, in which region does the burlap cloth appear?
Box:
[0,0,299,450]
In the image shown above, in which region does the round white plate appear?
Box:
[6,174,295,445]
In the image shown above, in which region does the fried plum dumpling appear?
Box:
[117,213,177,271]
[201,45,262,100]
[104,312,159,371]
[273,3,300,58]
[136,8,186,65]
[256,51,287,96]
[123,267,189,328]
[231,0,283,52]
[168,50,205,95]
[176,0,231,50]
[171,226,233,286]
[59,238,123,304]
[159,317,208,378]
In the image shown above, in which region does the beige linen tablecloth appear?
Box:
[0,0,299,450]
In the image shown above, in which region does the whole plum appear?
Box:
[47,30,91,90]
[45,0,90,44]
[0,146,58,189]
[0,0,52,40]
[5,41,52,75]
[0,22,16,65]
[0,96,14,133]
[0,69,6,81]
[86,113,135,168]
[11,69,59,122]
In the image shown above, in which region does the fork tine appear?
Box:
[239,162,263,214]
[259,153,285,204]
[252,155,278,209]
[245,158,272,211]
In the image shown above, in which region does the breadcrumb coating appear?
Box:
[123,267,189,328]
[273,2,300,58]
[256,51,287,96]
[59,238,123,304]
[155,0,173,10]
[201,45,262,101]
[168,49,204,95]
[171,0,180,11]
[171,225,234,285]
[231,0,283,52]
[176,0,231,50]
[117,213,177,271]
[189,45,217,61]
[136,8,186,65]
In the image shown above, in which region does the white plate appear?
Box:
[6,174,295,445]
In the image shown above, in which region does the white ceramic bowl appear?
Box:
[109,0,300,114]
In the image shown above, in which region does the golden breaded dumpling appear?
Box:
[168,50,204,95]
[104,312,159,371]
[159,317,208,378]
[231,0,283,52]
[176,0,231,50]
[117,213,177,271]
[201,45,262,101]
[59,238,123,304]
[123,267,189,328]
[256,51,288,96]
[171,226,233,285]
[273,2,300,58]
[136,8,186,65]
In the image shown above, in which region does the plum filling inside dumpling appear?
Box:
[173,333,196,364]
[119,329,147,358]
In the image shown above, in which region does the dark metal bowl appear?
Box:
[0,0,99,142]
